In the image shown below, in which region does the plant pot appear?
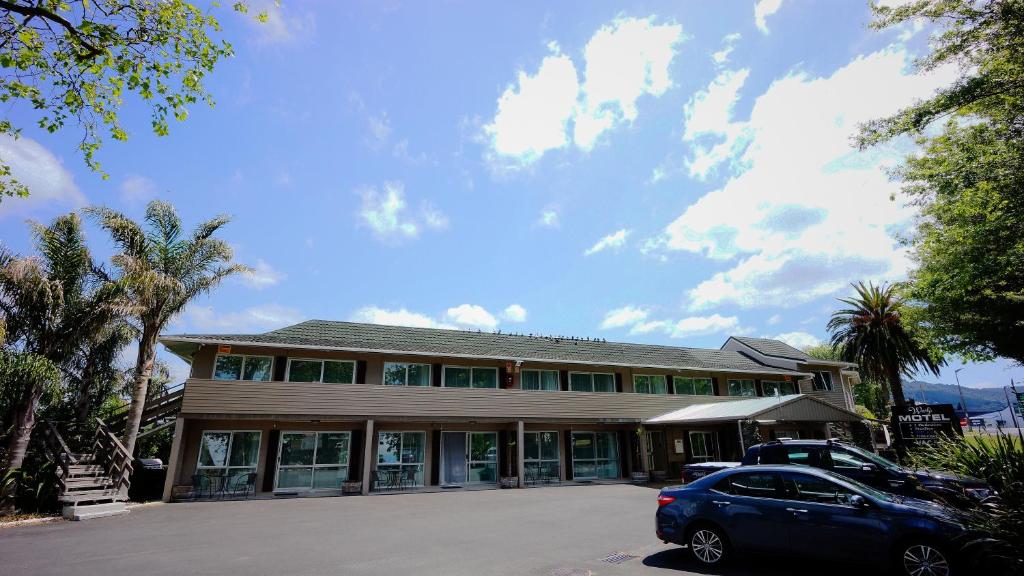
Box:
[499,476,519,489]
[341,481,362,495]
[630,472,648,485]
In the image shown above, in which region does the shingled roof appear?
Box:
[161,320,809,376]
[728,336,816,361]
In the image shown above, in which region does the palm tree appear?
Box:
[827,281,942,408]
[0,214,124,471]
[88,201,247,455]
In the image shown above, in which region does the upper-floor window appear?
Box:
[520,369,559,391]
[214,354,273,382]
[569,372,616,393]
[762,380,798,397]
[728,379,757,397]
[443,366,497,388]
[673,376,714,396]
[633,374,668,394]
[812,371,834,392]
[286,358,356,384]
[383,362,431,386]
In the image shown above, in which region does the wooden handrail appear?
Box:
[93,417,134,493]
[41,420,77,482]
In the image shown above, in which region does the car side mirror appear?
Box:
[861,463,879,473]
[849,494,869,508]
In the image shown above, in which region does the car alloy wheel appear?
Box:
[690,529,724,564]
[902,544,950,576]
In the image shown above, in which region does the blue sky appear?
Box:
[0,0,1020,391]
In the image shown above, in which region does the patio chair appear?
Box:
[524,467,539,487]
[400,467,418,490]
[190,474,214,500]
[222,472,257,500]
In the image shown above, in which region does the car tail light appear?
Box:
[657,494,676,507]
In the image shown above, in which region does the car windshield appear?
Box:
[818,468,896,502]
[842,444,903,473]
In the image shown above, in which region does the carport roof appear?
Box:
[644,394,862,424]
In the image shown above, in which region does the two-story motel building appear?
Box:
[159,320,862,500]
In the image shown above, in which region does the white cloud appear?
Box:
[573,17,685,150]
[584,228,631,256]
[773,331,820,349]
[671,314,742,338]
[767,314,782,325]
[420,201,449,230]
[754,0,784,34]
[538,208,560,228]
[683,68,752,180]
[502,304,527,323]
[358,181,418,239]
[247,1,316,44]
[0,135,84,217]
[366,112,392,150]
[351,306,456,330]
[445,304,499,330]
[484,17,683,167]
[119,174,158,205]
[712,32,741,66]
[179,303,303,333]
[241,259,285,289]
[649,48,954,310]
[600,305,650,329]
[484,46,579,166]
[629,320,672,335]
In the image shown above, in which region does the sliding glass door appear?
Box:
[441,431,497,485]
[276,431,351,491]
[377,431,426,486]
[571,431,621,479]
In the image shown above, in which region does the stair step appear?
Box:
[68,465,106,476]
[64,476,115,490]
[62,501,129,521]
[59,489,126,504]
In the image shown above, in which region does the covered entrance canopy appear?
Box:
[645,394,862,425]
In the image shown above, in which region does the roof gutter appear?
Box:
[158,336,813,378]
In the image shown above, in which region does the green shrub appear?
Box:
[909,433,1024,574]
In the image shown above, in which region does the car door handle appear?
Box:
[712,500,731,506]
[786,508,808,513]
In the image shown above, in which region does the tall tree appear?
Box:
[858,0,1024,363]
[0,214,123,471]
[0,0,263,201]
[89,200,246,455]
[827,282,942,409]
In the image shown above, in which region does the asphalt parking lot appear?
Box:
[0,484,864,576]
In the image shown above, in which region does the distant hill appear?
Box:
[902,380,1009,413]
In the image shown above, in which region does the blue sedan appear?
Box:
[656,465,968,576]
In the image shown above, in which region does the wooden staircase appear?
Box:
[42,419,134,520]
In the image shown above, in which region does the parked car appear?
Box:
[681,439,993,507]
[656,465,969,576]
[742,439,993,506]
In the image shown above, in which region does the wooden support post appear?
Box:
[361,419,374,495]
[516,421,525,488]
[162,416,186,502]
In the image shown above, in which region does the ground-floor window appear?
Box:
[276,431,351,491]
[571,431,620,479]
[688,431,718,463]
[197,430,261,483]
[762,380,798,397]
[524,431,560,480]
[377,431,426,486]
[441,431,498,484]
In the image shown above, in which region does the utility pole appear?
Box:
[1004,384,1020,431]
[954,368,969,431]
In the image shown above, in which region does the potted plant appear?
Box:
[631,426,649,484]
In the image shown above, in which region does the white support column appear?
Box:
[516,421,525,488]
[161,416,186,502]
[361,419,375,495]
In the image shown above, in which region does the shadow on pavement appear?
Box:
[643,547,867,575]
